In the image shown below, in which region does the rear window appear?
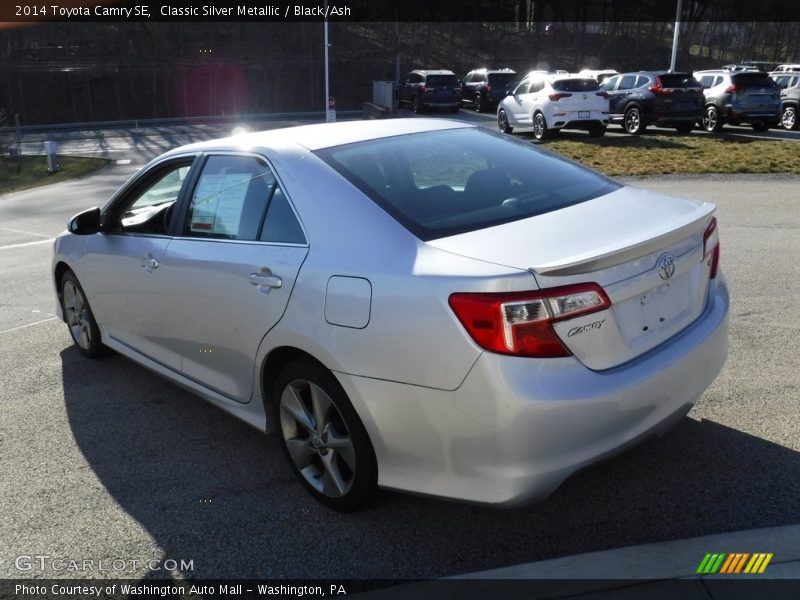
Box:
[732,72,776,87]
[658,74,702,89]
[426,74,459,86]
[487,73,517,86]
[552,78,600,92]
[315,128,618,241]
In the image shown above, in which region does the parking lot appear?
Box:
[1,120,799,580]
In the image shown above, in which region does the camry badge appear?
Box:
[657,253,676,280]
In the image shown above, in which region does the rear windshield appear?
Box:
[732,72,776,87]
[658,74,702,89]
[426,74,459,86]
[315,128,619,241]
[552,78,600,92]
[487,73,517,85]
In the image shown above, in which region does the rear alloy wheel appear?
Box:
[674,122,694,134]
[274,359,377,511]
[498,109,513,133]
[61,270,105,358]
[474,93,484,112]
[751,122,770,132]
[532,112,551,140]
[623,106,646,134]
[781,105,797,130]
[412,95,423,114]
[588,124,606,137]
[703,105,722,132]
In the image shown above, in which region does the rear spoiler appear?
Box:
[530,203,716,276]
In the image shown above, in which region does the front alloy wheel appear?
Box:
[781,106,797,130]
[474,93,484,112]
[703,105,722,132]
[61,271,105,358]
[623,107,645,134]
[498,109,513,133]
[274,360,377,511]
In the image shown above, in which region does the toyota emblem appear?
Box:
[657,253,676,280]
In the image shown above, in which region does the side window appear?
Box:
[116,160,194,234]
[600,76,619,91]
[618,75,637,90]
[635,75,652,88]
[260,187,306,244]
[513,78,531,95]
[530,80,545,93]
[185,155,275,241]
[714,76,724,87]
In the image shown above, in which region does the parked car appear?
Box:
[460,68,517,112]
[694,70,781,132]
[54,119,728,511]
[578,68,619,84]
[770,70,800,130]
[774,64,800,73]
[600,71,704,134]
[398,69,461,113]
[497,72,609,140]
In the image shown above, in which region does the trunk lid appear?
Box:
[428,186,717,369]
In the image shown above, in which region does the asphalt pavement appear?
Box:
[0,122,798,581]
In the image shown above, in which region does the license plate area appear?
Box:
[614,274,695,350]
[579,111,590,118]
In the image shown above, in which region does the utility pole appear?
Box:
[669,0,683,72]
[324,0,334,121]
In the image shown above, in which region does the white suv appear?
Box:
[497,72,610,140]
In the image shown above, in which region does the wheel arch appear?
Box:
[260,345,331,414]
[54,260,73,321]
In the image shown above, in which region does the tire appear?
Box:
[498,109,513,133]
[674,122,694,134]
[273,359,378,512]
[60,270,106,358]
[412,96,423,114]
[532,112,551,140]
[588,124,606,137]
[751,122,770,132]
[623,106,646,134]
[474,93,484,112]
[781,105,797,130]
[702,105,723,132]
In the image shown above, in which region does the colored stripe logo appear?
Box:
[696,553,773,574]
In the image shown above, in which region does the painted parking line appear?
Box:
[0,238,55,250]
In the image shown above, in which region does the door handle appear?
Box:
[249,268,282,292]
[140,255,159,273]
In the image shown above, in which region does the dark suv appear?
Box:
[771,71,800,130]
[600,71,704,134]
[461,68,517,112]
[694,70,781,132]
[398,70,461,113]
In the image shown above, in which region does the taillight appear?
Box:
[596,91,609,99]
[448,283,611,358]
[648,77,673,96]
[703,217,720,279]
[548,93,572,101]
[486,85,492,92]
[724,84,740,93]
[419,85,427,94]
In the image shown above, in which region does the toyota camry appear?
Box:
[53,119,728,511]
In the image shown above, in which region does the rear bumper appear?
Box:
[337,275,729,507]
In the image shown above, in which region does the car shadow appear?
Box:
[62,346,800,580]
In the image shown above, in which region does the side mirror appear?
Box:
[68,207,101,235]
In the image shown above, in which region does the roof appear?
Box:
[169,118,474,154]
[410,69,455,76]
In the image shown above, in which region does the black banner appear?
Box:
[1,0,798,23]
[2,579,800,600]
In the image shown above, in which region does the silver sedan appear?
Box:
[53,119,728,510]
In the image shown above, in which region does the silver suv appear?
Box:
[771,71,800,130]
[694,70,781,132]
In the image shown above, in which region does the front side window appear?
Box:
[513,78,531,95]
[317,128,618,241]
[114,160,194,234]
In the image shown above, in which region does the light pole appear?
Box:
[669,0,683,72]
[324,0,333,121]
